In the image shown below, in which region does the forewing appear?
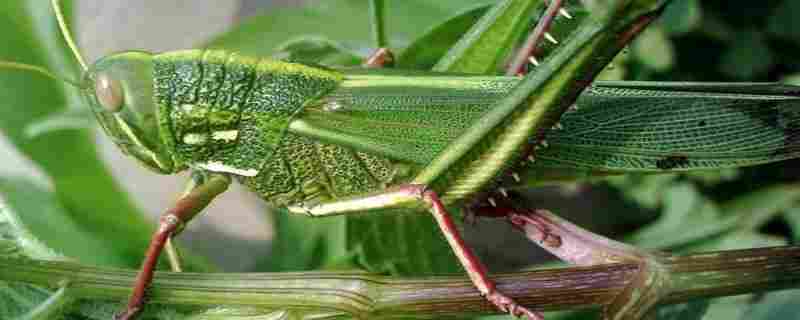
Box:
[291,77,800,181]
[536,82,800,173]
[290,71,517,165]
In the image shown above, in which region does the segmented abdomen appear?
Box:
[241,133,405,207]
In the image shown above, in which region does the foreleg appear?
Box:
[115,173,231,320]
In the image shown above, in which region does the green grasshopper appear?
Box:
[2,0,800,319]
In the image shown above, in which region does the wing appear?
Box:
[289,69,518,164]
[536,81,800,173]
[288,70,800,181]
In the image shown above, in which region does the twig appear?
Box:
[0,246,798,318]
[369,0,388,48]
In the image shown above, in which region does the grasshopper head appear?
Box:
[83,51,177,174]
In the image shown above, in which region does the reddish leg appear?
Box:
[473,203,563,250]
[115,173,230,320]
[506,0,567,76]
[473,199,648,266]
[363,47,395,68]
[292,185,542,320]
[423,190,543,320]
[475,203,672,319]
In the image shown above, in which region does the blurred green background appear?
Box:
[1,0,800,319]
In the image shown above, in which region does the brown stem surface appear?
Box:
[1,246,798,318]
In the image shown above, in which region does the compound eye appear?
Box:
[95,72,124,112]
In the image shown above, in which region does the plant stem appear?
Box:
[1,246,798,318]
[369,0,387,48]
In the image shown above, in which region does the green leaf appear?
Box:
[0,175,196,319]
[625,183,737,249]
[257,210,348,272]
[207,0,496,57]
[398,5,490,70]
[703,295,753,320]
[0,177,74,320]
[23,107,93,139]
[688,231,786,252]
[718,30,773,80]
[0,0,155,268]
[745,289,800,320]
[626,184,799,250]
[0,189,60,261]
[703,286,800,320]
[0,176,127,265]
[783,207,800,242]
[781,73,800,85]
[16,285,72,320]
[67,300,199,320]
[345,209,463,275]
[693,10,735,43]
[653,299,709,320]
[433,0,541,74]
[632,25,675,71]
[596,51,629,81]
[0,283,54,320]
[660,0,702,35]
[272,36,363,67]
[720,184,800,230]
[0,186,58,319]
[683,168,739,186]
[767,0,800,45]
[606,174,679,209]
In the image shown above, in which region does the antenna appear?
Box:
[51,0,88,71]
[0,61,82,88]
[0,1,86,90]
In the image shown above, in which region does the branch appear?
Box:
[369,0,388,48]
[1,246,798,318]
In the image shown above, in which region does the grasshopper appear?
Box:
[2,0,800,319]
